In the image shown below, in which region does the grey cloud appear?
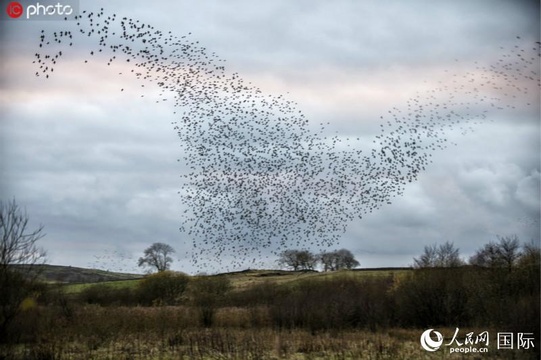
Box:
[1,0,539,272]
[515,170,541,211]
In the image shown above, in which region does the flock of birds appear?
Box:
[86,249,140,274]
[34,8,540,271]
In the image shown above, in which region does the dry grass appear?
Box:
[5,326,537,359]
[2,267,537,359]
[2,306,538,360]
[63,278,141,293]
[220,268,411,292]
[0,326,460,359]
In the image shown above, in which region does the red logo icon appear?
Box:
[6,2,23,18]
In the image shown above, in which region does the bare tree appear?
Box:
[469,241,503,267]
[469,235,522,271]
[413,244,438,268]
[496,235,521,271]
[138,242,175,273]
[0,199,47,340]
[414,241,463,268]
[319,249,360,271]
[278,249,301,271]
[297,250,317,270]
[336,249,360,270]
[0,199,46,269]
[436,241,463,267]
[518,239,541,268]
[320,251,335,272]
[278,249,316,271]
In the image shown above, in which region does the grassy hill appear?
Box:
[214,267,411,291]
[62,266,411,294]
[17,264,411,294]
[14,264,143,284]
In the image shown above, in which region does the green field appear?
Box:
[60,266,412,294]
[221,267,411,291]
[62,278,143,294]
[15,264,143,284]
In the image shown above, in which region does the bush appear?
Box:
[391,264,540,340]
[77,284,135,306]
[268,276,394,331]
[189,276,231,327]
[227,281,284,308]
[392,268,470,327]
[137,271,190,306]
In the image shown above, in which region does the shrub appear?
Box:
[268,276,394,331]
[137,271,190,306]
[76,283,139,306]
[392,268,471,327]
[189,276,231,327]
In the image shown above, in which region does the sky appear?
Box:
[0,0,539,274]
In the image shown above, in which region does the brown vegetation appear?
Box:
[1,258,539,359]
[1,220,539,359]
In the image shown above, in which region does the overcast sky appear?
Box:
[1,0,539,274]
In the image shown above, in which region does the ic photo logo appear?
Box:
[3,0,78,20]
[6,1,22,18]
[420,329,444,352]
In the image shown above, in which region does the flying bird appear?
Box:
[34,8,541,271]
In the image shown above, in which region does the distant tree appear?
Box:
[278,250,299,271]
[319,249,360,271]
[469,235,522,271]
[514,239,541,298]
[413,241,463,268]
[278,249,316,271]
[320,251,335,272]
[436,241,464,267]
[469,241,503,268]
[496,235,521,270]
[413,244,438,268]
[296,250,317,270]
[0,199,47,341]
[138,242,175,273]
[337,249,360,269]
[517,239,541,268]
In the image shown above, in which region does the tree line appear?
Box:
[277,248,360,271]
[73,236,539,348]
[1,198,539,354]
[413,235,537,270]
[136,243,363,274]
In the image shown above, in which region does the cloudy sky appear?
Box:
[1,0,539,274]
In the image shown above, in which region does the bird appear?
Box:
[34,8,541,272]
